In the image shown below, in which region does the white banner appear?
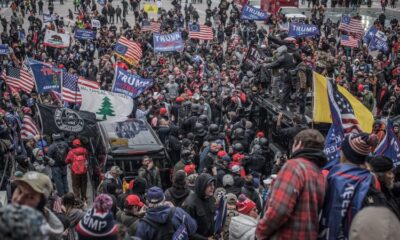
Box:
[79,85,134,121]
[91,19,101,28]
[44,29,70,48]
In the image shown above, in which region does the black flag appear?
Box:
[36,104,98,137]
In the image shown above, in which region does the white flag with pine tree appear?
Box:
[79,85,134,121]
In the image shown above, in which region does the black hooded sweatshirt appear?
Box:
[182,173,216,240]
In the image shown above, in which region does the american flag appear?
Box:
[338,15,364,38]
[1,66,35,93]
[62,72,100,103]
[324,80,361,168]
[229,34,241,49]
[189,23,214,40]
[114,36,142,65]
[20,115,39,139]
[141,20,161,33]
[340,35,359,48]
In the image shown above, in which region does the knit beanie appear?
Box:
[341,133,378,164]
[236,194,256,215]
[173,170,187,188]
[369,156,394,173]
[76,194,118,240]
[222,174,234,187]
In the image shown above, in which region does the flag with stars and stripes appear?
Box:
[113,36,142,65]
[374,119,400,168]
[62,72,100,103]
[1,66,35,93]
[340,35,359,48]
[21,115,39,139]
[323,79,361,169]
[189,23,214,40]
[141,20,161,33]
[338,14,364,39]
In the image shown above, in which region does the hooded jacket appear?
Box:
[116,210,141,236]
[182,173,216,240]
[135,205,197,239]
[65,146,88,175]
[229,213,258,240]
[165,184,192,207]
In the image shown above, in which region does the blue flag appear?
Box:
[27,58,61,93]
[153,32,184,52]
[363,26,377,44]
[369,34,389,53]
[374,120,400,168]
[0,44,8,55]
[214,195,227,235]
[319,164,373,240]
[112,67,153,98]
[172,215,189,240]
[43,13,59,23]
[240,5,269,21]
[288,23,320,38]
[75,29,97,40]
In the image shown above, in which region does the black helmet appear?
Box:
[52,133,63,141]
[233,128,245,139]
[180,149,192,159]
[198,114,208,126]
[191,104,200,114]
[232,142,244,153]
[208,124,219,134]
[194,123,206,136]
[259,137,269,150]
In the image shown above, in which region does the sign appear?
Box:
[288,23,320,38]
[0,44,8,55]
[43,13,59,23]
[143,3,158,13]
[37,104,97,137]
[75,29,96,40]
[44,29,70,48]
[240,4,269,21]
[369,33,389,53]
[79,85,134,121]
[153,32,184,52]
[243,46,265,68]
[112,67,153,98]
[97,0,106,5]
[28,59,61,93]
[91,19,101,28]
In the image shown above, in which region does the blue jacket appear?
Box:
[135,205,197,240]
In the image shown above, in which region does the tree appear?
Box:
[96,96,115,120]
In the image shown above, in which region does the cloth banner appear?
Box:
[37,103,97,137]
[240,5,269,20]
[27,58,61,93]
[288,23,320,38]
[363,26,377,44]
[79,85,134,121]
[112,67,153,99]
[0,44,8,55]
[44,29,70,48]
[153,32,184,52]
[369,31,389,53]
[143,3,158,13]
[243,46,265,68]
[43,13,59,23]
[75,29,96,40]
[374,120,400,167]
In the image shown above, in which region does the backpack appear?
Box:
[54,143,68,165]
[71,155,87,175]
[140,207,177,240]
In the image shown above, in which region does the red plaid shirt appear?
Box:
[256,157,326,240]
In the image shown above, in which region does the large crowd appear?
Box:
[0,0,400,239]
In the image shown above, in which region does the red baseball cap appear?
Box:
[184,164,196,175]
[160,107,167,116]
[217,151,227,158]
[176,97,185,102]
[125,194,144,207]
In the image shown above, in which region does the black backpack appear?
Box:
[140,207,177,240]
[54,143,68,164]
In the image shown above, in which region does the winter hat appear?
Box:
[76,194,118,240]
[236,195,256,215]
[186,173,198,187]
[231,165,241,174]
[222,174,234,187]
[173,170,187,188]
[147,187,165,204]
[0,204,48,240]
[369,156,394,173]
[226,193,238,205]
[222,155,232,164]
[341,133,378,164]
[217,151,228,159]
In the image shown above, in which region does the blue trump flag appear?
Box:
[112,67,153,98]
[27,58,61,93]
[363,26,377,44]
[369,34,389,53]
[241,5,269,21]
[0,44,8,55]
[43,13,59,23]
[288,23,320,38]
[75,29,96,40]
[374,120,400,167]
[153,32,184,52]
[172,215,189,240]
[214,194,227,235]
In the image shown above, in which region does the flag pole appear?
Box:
[311,72,315,129]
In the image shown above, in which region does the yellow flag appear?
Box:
[143,3,158,13]
[312,72,373,133]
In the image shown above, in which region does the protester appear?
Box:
[138,156,162,188]
[229,195,258,240]
[164,170,192,207]
[116,194,145,236]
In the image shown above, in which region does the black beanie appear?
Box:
[341,133,378,164]
[369,156,394,173]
